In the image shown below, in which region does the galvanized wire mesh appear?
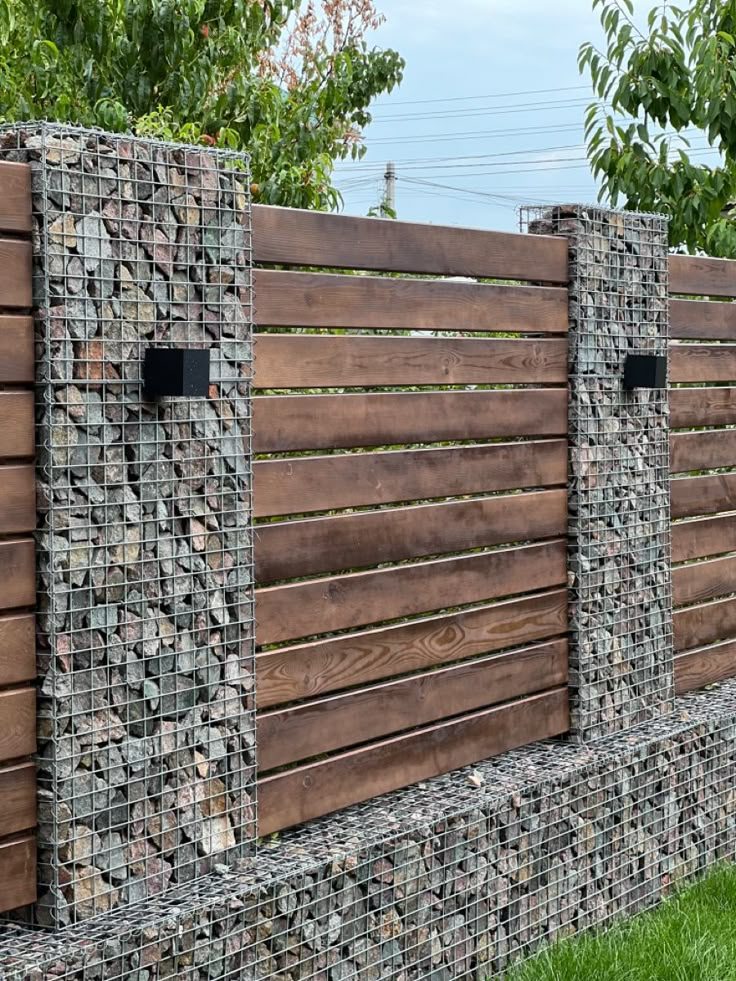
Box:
[0,123,256,926]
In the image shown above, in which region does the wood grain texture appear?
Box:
[674,554,736,608]
[254,440,567,517]
[256,538,567,646]
[256,489,567,583]
[0,615,35,687]
[259,639,568,771]
[257,687,569,835]
[671,430,736,473]
[0,317,33,383]
[670,254,736,298]
[0,836,35,912]
[676,639,736,694]
[254,269,569,333]
[256,589,568,708]
[671,299,736,340]
[672,473,736,520]
[0,163,31,236]
[0,393,33,459]
[253,334,568,389]
[0,688,35,761]
[675,595,736,652]
[671,387,736,429]
[0,240,31,308]
[673,514,736,564]
[0,539,35,611]
[0,466,35,535]
[253,389,568,453]
[670,344,736,383]
[0,762,35,836]
[252,204,569,283]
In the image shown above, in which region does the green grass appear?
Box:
[505,864,736,981]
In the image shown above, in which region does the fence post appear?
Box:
[526,205,674,741]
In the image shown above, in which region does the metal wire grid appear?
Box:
[523,205,675,742]
[1,679,735,979]
[0,123,256,926]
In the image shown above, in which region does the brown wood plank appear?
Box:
[253,390,568,453]
[0,240,31,308]
[0,163,31,236]
[674,555,736,607]
[671,473,736,519]
[670,254,736,298]
[671,299,736,340]
[0,393,34,459]
[253,334,567,389]
[0,836,35,912]
[0,539,34,611]
[258,638,568,770]
[252,205,569,283]
[257,589,568,707]
[256,489,567,583]
[676,639,736,694]
[256,538,567,646]
[0,763,35,836]
[675,595,736,651]
[671,388,736,429]
[0,317,33,383]
[254,439,567,518]
[0,688,35,762]
[670,344,736,383]
[254,269,569,333]
[671,430,736,473]
[257,687,569,835]
[0,615,35,687]
[673,515,736,563]
[0,466,34,535]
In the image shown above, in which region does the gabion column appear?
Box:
[527,205,674,741]
[0,124,256,926]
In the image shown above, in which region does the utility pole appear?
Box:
[381,161,396,217]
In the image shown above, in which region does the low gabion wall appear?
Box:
[1,679,735,980]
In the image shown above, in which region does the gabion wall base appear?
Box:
[0,124,256,926]
[1,680,736,979]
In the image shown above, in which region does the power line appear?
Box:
[370,98,591,124]
[372,84,589,108]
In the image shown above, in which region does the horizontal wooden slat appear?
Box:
[0,393,33,459]
[258,687,569,835]
[676,639,736,694]
[256,489,567,583]
[673,514,736,564]
[0,688,35,762]
[671,430,736,473]
[670,344,736,383]
[259,638,568,771]
[0,317,33,383]
[253,334,567,389]
[0,615,36,687]
[675,596,736,652]
[674,555,736,608]
[670,254,736,298]
[0,836,35,912]
[253,390,568,453]
[0,466,34,535]
[252,205,569,283]
[256,588,567,708]
[254,439,567,517]
[671,299,736,340]
[0,763,35,836]
[0,163,32,236]
[256,539,567,646]
[671,388,736,429]
[672,474,736,520]
[0,539,35,611]
[0,240,31,308]
[254,269,568,333]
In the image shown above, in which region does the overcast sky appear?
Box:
[334,0,606,230]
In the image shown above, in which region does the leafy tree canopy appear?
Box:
[580,0,736,254]
[0,0,403,209]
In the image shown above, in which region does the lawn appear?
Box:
[505,864,736,981]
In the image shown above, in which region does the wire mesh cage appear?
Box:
[0,123,256,926]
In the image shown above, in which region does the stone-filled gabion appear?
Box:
[527,205,674,741]
[0,680,735,980]
[0,123,256,926]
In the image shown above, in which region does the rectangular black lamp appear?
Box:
[623,354,667,390]
[144,348,210,398]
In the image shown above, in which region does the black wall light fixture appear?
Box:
[144,348,210,398]
[623,354,667,390]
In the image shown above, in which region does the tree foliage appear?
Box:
[0,0,403,209]
[580,0,736,254]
